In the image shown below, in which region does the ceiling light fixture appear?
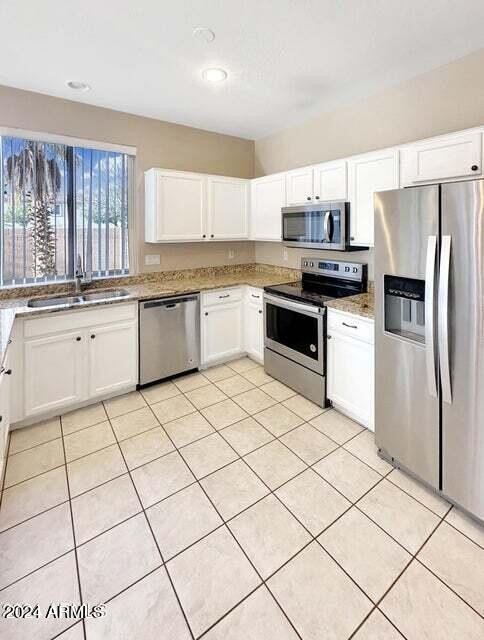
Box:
[202,68,227,83]
[66,80,91,92]
[193,27,215,43]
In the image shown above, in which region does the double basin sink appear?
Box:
[27,289,131,308]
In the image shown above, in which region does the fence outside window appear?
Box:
[0,136,132,287]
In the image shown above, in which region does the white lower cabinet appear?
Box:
[0,358,11,479]
[244,287,264,363]
[25,331,84,417]
[327,309,374,430]
[201,289,243,365]
[88,322,138,398]
[18,303,138,422]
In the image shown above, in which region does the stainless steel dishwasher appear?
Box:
[139,294,200,386]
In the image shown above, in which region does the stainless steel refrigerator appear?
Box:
[374,179,484,523]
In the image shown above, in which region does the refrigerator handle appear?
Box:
[425,235,438,397]
[438,235,452,404]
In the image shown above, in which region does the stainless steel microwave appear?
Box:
[282,201,366,251]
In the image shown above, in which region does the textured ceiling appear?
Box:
[1,0,484,139]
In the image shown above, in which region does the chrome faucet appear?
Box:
[74,254,92,294]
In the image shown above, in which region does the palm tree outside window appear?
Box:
[0,136,131,287]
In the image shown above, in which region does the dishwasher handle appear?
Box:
[142,295,199,310]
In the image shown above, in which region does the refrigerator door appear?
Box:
[441,180,484,520]
[374,185,440,488]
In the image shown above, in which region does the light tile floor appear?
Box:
[1,356,483,640]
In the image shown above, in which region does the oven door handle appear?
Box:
[263,293,324,316]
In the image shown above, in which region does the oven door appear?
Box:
[282,203,345,250]
[264,293,325,374]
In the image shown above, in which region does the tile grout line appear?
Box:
[59,415,88,640]
[148,398,306,640]
[102,399,197,640]
[2,364,482,636]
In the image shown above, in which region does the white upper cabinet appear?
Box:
[250,173,286,241]
[348,149,399,247]
[285,167,314,205]
[313,160,348,201]
[145,169,206,242]
[207,176,249,240]
[400,131,482,186]
[145,169,249,243]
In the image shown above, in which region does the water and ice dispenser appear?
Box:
[384,275,426,344]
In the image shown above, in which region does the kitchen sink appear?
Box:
[27,289,130,308]
[27,295,85,308]
[82,289,130,302]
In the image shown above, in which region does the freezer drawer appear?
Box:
[139,295,200,385]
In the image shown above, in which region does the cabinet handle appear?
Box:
[471,165,479,171]
[342,322,358,329]
[350,236,355,241]
[204,312,208,316]
[306,196,312,201]
[202,234,206,238]
[315,195,320,200]
[91,334,96,339]
[258,309,262,314]
[219,294,230,299]
[76,336,82,341]
[0,415,2,422]
[211,234,214,238]
[327,335,332,340]
[4,369,11,375]
[7,338,12,345]
[251,293,260,299]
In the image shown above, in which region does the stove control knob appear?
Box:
[310,344,317,353]
[310,262,314,267]
[353,267,358,273]
[345,266,350,272]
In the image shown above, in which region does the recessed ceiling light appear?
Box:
[202,68,227,83]
[66,80,91,92]
[193,27,215,43]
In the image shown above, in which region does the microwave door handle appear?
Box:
[438,235,452,404]
[424,235,438,397]
[323,211,332,242]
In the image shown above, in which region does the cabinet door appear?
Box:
[348,150,399,247]
[88,321,138,398]
[202,302,243,365]
[146,170,206,242]
[24,332,85,417]
[313,161,347,201]
[250,174,286,240]
[207,176,249,240]
[245,290,264,363]
[285,167,314,205]
[400,131,482,186]
[327,331,374,429]
[0,364,10,476]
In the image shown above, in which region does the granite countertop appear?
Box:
[0,264,300,366]
[325,291,374,320]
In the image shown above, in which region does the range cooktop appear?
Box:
[264,280,355,307]
[264,258,368,307]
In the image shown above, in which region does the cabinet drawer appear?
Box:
[24,302,137,338]
[202,288,242,307]
[327,310,374,343]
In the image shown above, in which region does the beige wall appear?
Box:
[254,48,484,278]
[0,84,255,273]
[255,48,484,175]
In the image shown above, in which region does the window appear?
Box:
[0,135,133,287]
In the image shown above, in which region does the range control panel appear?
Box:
[301,257,366,282]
